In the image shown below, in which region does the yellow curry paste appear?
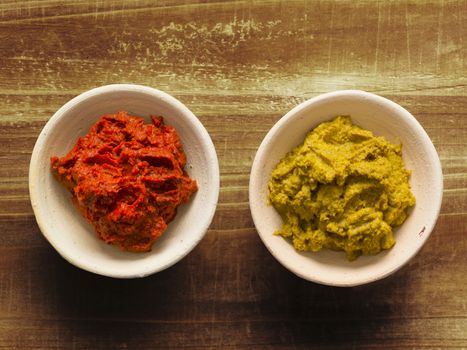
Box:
[268,116,415,260]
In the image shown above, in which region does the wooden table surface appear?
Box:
[1,1,466,349]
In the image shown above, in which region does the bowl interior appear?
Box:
[30,85,219,278]
[249,91,442,286]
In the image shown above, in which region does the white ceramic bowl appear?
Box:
[249,90,443,287]
[29,84,219,278]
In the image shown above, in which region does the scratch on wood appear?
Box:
[94,0,98,21]
[462,0,466,70]
[0,213,32,218]
[436,0,444,73]
[374,1,382,73]
[405,2,411,72]
[120,17,285,66]
[326,2,334,73]
[0,1,259,25]
[211,242,220,323]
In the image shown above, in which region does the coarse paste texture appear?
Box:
[268,116,416,260]
[51,111,197,252]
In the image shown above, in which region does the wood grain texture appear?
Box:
[0,0,466,349]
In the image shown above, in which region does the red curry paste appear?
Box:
[51,111,197,252]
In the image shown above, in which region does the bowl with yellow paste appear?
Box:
[249,90,443,286]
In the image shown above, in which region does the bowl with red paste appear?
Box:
[29,84,219,278]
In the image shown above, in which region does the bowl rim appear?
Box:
[29,83,220,278]
[249,89,443,286]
